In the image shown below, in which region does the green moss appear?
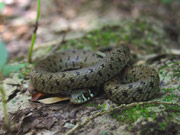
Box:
[159,60,180,78]
[86,101,180,124]
[59,19,168,54]
[158,121,168,130]
[111,104,157,123]
[162,94,177,102]
[159,60,180,88]
[161,88,174,92]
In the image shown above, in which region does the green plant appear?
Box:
[0,41,10,130]
[27,0,40,63]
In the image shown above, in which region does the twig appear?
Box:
[47,31,67,56]
[65,100,180,135]
[27,0,40,63]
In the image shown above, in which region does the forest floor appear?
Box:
[0,0,180,135]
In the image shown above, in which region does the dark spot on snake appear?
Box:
[53,62,56,65]
[108,89,113,96]
[59,59,62,62]
[117,49,121,53]
[66,85,70,89]
[84,57,87,62]
[150,82,154,88]
[49,75,53,79]
[132,97,137,102]
[48,59,50,62]
[62,52,65,55]
[118,57,121,62]
[49,64,52,67]
[68,56,70,60]
[88,68,93,73]
[76,71,80,75]
[109,64,113,70]
[75,56,79,61]
[70,78,74,83]
[122,91,128,97]
[107,74,111,77]
[62,73,66,78]
[128,84,133,89]
[101,64,105,68]
[115,86,119,89]
[72,61,75,67]
[83,51,86,54]
[55,69,58,72]
[116,97,120,102]
[140,81,145,85]
[84,75,89,81]
[42,80,45,86]
[98,71,102,76]
[56,80,60,86]
[137,88,143,94]
[72,50,76,54]
[79,83,83,86]
[111,57,114,61]
[92,54,95,56]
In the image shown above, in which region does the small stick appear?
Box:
[47,31,67,56]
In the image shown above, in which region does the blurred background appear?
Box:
[0,0,179,58]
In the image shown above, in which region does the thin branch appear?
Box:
[27,0,40,63]
[65,100,180,135]
[47,31,67,56]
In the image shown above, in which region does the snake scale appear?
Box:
[30,44,160,104]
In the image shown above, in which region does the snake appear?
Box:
[30,44,160,104]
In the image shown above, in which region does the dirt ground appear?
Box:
[0,0,180,135]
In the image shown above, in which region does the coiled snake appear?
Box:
[30,44,160,104]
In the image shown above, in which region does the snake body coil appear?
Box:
[30,44,160,104]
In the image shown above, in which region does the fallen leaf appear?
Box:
[38,97,70,104]
[31,92,45,101]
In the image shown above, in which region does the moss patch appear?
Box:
[111,104,157,123]
[59,19,169,55]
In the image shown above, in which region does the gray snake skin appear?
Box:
[30,44,160,104]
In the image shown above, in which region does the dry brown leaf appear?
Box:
[31,93,45,101]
